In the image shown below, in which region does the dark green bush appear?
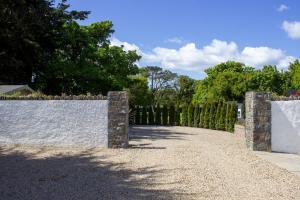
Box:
[135,106,141,125]
[141,106,147,124]
[203,103,210,129]
[162,105,168,125]
[193,105,199,127]
[188,104,194,127]
[181,105,188,126]
[155,104,161,125]
[199,104,205,128]
[148,106,154,125]
[174,105,181,126]
[209,102,216,129]
[169,105,175,126]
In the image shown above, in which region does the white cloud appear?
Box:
[110,38,140,52]
[164,37,185,44]
[111,38,297,72]
[282,21,300,39]
[277,4,289,12]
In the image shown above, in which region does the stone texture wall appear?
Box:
[108,91,129,148]
[245,91,271,151]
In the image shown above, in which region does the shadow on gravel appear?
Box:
[129,126,193,142]
[0,147,179,200]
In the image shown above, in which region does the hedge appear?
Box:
[131,101,237,132]
[169,105,175,126]
[155,104,161,125]
[148,106,154,125]
[162,105,168,125]
[188,104,194,127]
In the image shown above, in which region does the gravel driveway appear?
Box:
[1,126,300,200]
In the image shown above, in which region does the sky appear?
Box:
[66,0,300,79]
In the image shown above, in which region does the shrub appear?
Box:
[215,101,222,130]
[203,103,210,129]
[199,104,205,128]
[135,106,141,125]
[188,104,194,127]
[155,104,161,125]
[181,105,188,126]
[174,105,181,126]
[193,105,199,127]
[141,106,147,124]
[209,102,216,129]
[162,105,168,125]
[148,106,154,125]
[241,102,245,119]
[169,105,175,126]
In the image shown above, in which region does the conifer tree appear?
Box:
[141,106,147,124]
[148,106,154,125]
[199,104,205,128]
[162,105,168,125]
[203,103,210,129]
[155,104,161,125]
[193,105,199,127]
[135,106,141,125]
[214,102,220,130]
[181,105,188,126]
[169,105,175,126]
[188,104,194,127]
[209,103,216,129]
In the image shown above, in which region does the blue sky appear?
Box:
[67,0,300,79]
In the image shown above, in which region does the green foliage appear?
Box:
[169,105,175,126]
[126,76,152,107]
[181,105,188,126]
[135,106,141,125]
[177,75,195,104]
[155,104,161,125]
[148,106,154,125]
[0,0,89,84]
[174,106,181,126]
[289,60,300,92]
[141,106,147,125]
[193,105,199,127]
[188,104,194,127]
[219,102,226,130]
[162,105,168,125]
[208,103,216,129]
[199,104,205,128]
[225,102,237,132]
[203,103,210,129]
[214,102,220,130]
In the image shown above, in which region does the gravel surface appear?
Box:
[1,125,300,200]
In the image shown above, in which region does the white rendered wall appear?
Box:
[271,100,300,154]
[0,100,108,147]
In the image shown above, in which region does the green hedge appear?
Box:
[131,101,237,132]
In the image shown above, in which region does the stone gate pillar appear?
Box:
[108,91,129,148]
[245,91,271,151]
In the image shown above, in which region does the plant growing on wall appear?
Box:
[188,104,194,127]
[148,106,154,125]
[162,105,168,125]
